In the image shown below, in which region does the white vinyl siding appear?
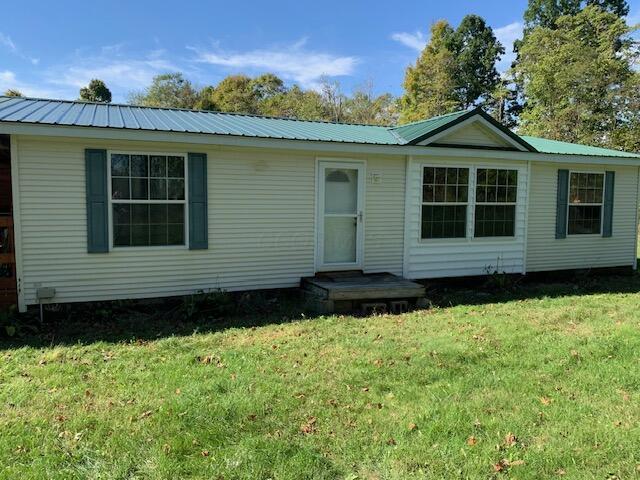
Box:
[15,136,406,305]
[526,162,638,271]
[404,156,528,279]
[434,122,511,148]
[363,156,406,275]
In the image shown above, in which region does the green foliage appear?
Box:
[78,79,112,103]
[450,15,505,109]
[516,6,639,149]
[344,88,398,125]
[193,85,217,111]
[129,73,200,109]
[3,89,23,97]
[400,21,461,123]
[209,74,258,114]
[400,16,503,123]
[524,0,628,30]
[259,85,327,120]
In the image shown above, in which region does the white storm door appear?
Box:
[317,161,365,270]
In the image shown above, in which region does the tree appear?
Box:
[524,0,628,31]
[3,89,23,97]
[79,79,112,103]
[515,6,638,148]
[343,81,398,125]
[485,80,520,128]
[400,20,461,123]
[450,15,504,108]
[194,85,217,111]
[128,73,199,109]
[251,73,286,101]
[259,85,327,120]
[209,75,258,114]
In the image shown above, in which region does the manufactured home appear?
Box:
[0,96,638,312]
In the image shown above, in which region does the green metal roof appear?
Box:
[0,96,400,145]
[521,135,640,158]
[1,96,638,159]
[389,110,470,143]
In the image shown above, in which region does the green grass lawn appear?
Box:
[1,276,640,479]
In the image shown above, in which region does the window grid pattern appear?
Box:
[421,167,469,239]
[474,168,517,238]
[110,153,186,247]
[568,172,604,235]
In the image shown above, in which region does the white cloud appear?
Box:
[494,21,524,72]
[0,70,66,98]
[390,31,428,51]
[0,32,39,65]
[190,39,359,89]
[45,53,179,100]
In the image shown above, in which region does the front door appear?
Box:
[0,135,17,308]
[316,160,364,271]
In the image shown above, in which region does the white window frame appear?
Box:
[107,150,189,250]
[566,170,605,237]
[473,167,518,239]
[420,165,471,240]
[420,164,521,241]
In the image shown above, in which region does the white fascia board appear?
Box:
[2,122,640,166]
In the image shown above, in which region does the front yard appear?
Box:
[1,276,640,479]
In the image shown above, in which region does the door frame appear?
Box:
[315,158,366,272]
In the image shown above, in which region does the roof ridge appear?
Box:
[0,95,393,129]
[389,109,471,130]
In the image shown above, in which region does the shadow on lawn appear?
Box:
[2,269,639,349]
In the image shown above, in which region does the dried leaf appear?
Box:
[139,410,153,419]
[300,416,317,435]
[408,423,418,431]
[540,396,552,406]
[467,436,477,446]
[201,450,209,457]
[504,432,517,447]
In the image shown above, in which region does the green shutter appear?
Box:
[188,152,208,249]
[603,171,615,237]
[85,149,109,253]
[556,169,569,239]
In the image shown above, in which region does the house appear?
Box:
[0,96,638,313]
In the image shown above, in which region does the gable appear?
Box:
[434,121,514,148]
[416,116,521,150]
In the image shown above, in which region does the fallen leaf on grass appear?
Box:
[556,468,566,475]
[540,396,552,406]
[504,432,518,447]
[139,410,153,419]
[408,423,418,431]
[201,450,209,457]
[300,417,317,434]
[467,436,477,446]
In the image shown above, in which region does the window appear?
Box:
[421,167,469,239]
[568,172,604,235]
[110,153,186,247]
[474,169,518,237]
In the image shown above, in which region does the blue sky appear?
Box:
[2,0,639,102]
